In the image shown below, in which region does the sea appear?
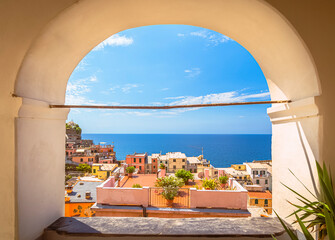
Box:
[82,134,271,168]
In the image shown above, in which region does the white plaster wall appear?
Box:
[16,99,69,239]
[271,115,319,219]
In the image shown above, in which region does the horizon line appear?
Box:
[82,133,272,135]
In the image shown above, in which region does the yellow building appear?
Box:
[231,164,246,171]
[92,164,117,180]
[166,152,187,173]
[248,190,272,214]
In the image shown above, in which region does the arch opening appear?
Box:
[13,1,321,239]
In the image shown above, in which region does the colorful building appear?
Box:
[72,148,97,165]
[245,162,272,191]
[167,152,187,173]
[151,154,159,174]
[248,190,272,214]
[231,164,246,171]
[92,164,118,180]
[125,153,147,174]
[65,179,102,217]
[217,167,251,186]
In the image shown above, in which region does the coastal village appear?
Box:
[65,121,272,218]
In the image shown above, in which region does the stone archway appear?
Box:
[14,0,321,239]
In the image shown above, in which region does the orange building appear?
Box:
[151,154,159,174]
[248,190,272,214]
[65,179,102,217]
[126,153,147,174]
[72,155,96,165]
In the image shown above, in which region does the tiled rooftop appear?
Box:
[218,167,249,176]
[245,162,268,169]
[92,163,118,171]
[187,157,200,164]
[167,152,187,159]
[248,190,272,199]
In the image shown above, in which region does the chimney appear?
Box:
[85,191,91,199]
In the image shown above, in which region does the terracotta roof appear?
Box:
[248,190,272,199]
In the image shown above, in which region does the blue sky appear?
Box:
[66,25,271,134]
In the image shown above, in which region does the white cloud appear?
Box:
[161,88,170,91]
[178,30,232,46]
[168,91,270,106]
[109,83,142,93]
[65,76,101,105]
[89,75,98,82]
[121,84,140,93]
[165,96,186,100]
[74,59,89,72]
[93,34,134,51]
[184,68,201,78]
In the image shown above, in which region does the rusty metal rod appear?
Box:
[49,100,291,109]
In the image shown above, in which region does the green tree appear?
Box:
[219,176,229,185]
[126,166,136,173]
[132,184,142,188]
[202,178,219,190]
[76,164,91,172]
[175,169,194,184]
[155,176,184,200]
[159,163,166,169]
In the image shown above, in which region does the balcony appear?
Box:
[92,177,250,218]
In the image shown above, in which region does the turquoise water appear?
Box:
[82,134,271,168]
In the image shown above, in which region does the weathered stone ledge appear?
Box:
[44,217,288,239]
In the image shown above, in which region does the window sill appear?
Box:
[44,217,288,239]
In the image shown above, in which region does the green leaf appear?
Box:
[282,182,313,205]
[274,211,298,240]
[294,213,314,240]
[289,169,318,199]
[324,208,335,240]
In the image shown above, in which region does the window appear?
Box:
[139,166,142,170]
[190,169,192,173]
[160,161,162,164]
[253,171,258,175]
[134,158,136,163]
[80,158,83,162]
[238,166,241,169]
[153,160,155,163]
[153,166,156,169]
[139,159,142,163]
[265,180,268,184]
[255,199,258,204]
[265,199,268,206]
[194,169,197,173]
[93,169,96,173]
[244,176,247,180]
[173,165,176,169]
[173,159,176,162]
[182,159,185,162]
[256,180,260,184]
[182,166,185,169]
